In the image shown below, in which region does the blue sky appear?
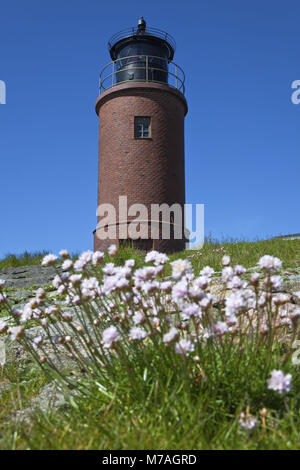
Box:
[0,0,299,257]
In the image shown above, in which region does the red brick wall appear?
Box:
[93,82,188,253]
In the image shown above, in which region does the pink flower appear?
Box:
[222,255,231,266]
[145,251,169,266]
[214,321,229,335]
[129,327,147,341]
[175,338,194,356]
[267,370,292,394]
[108,244,117,256]
[42,254,58,266]
[163,327,179,344]
[239,412,257,430]
[259,255,282,273]
[102,326,120,348]
[170,259,192,280]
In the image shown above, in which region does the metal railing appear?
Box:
[99,54,185,94]
[108,26,176,53]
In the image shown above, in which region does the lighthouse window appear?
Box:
[135,117,151,139]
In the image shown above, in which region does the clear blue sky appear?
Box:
[0,0,299,257]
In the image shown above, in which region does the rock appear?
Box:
[0,266,61,289]
[30,382,67,413]
[13,381,68,424]
[284,274,300,294]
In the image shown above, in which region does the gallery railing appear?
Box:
[99,55,185,94]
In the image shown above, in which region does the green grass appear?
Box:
[113,237,300,275]
[0,250,80,270]
[1,238,298,272]
[0,251,50,270]
[1,345,300,450]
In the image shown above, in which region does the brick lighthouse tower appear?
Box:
[94,17,188,253]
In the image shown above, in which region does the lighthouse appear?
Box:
[93,18,188,253]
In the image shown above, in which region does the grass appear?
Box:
[112,237,300,275]
[1,346,300,450]
[0,250,79,270]
[1,238,299,273]
[0,251,50,270]
[0,237,300,450]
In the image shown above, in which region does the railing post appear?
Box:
[112,61,115,88]
[175,65,178,89]
[146,55,148,82]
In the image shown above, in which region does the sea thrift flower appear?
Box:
[0,293,7,305]
[8,326,25,341]
[0,321,8,334]
[129,326,147,341]
[62,259,73,271]
[102,262,116,276]
[250,272,260,285]
[69,274,82,286]
[172,280,189,302]
[200,266,214,278]
[181,303,201,320]
[42,254,58,266]
[52,275,62,289]
[227,275,243,290]
[108,244,117,256]
[59,249,69,259]
[193,276,209,290]
[57,285,66,295]
[141,281,159,294]
[225,291,247,316]
[102,326,120,348]
[32,336,43,350]
[145,251,169,266]
[163,327,179,344]
[133,311,145,325]
[226,315,238,327]
[175,338,194,356]
[170,259,192,280]
[134,267,156,284]
[234,265,246,275]
[20,304,33,323]
[259,255,282,273]
[92,251,104,265]
[270,275,282,291]
[222,266,234,283]
[267,370,292,394]
[73,251,93,271]
[273,293,290,305]
[125,259,135,269]
[222,255,231,266]
[239,412,258,430]
[199,294,213,310]
[160,281,172,292]
[0,279,5,289]
[214,321,229,335]
[258,292,267,307]
[81,277,100,299]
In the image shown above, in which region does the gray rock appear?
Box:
[0,266,61,289]
[13,381,68,424]
[284,273,300,294]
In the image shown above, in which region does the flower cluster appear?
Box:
[0,249,297,401]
